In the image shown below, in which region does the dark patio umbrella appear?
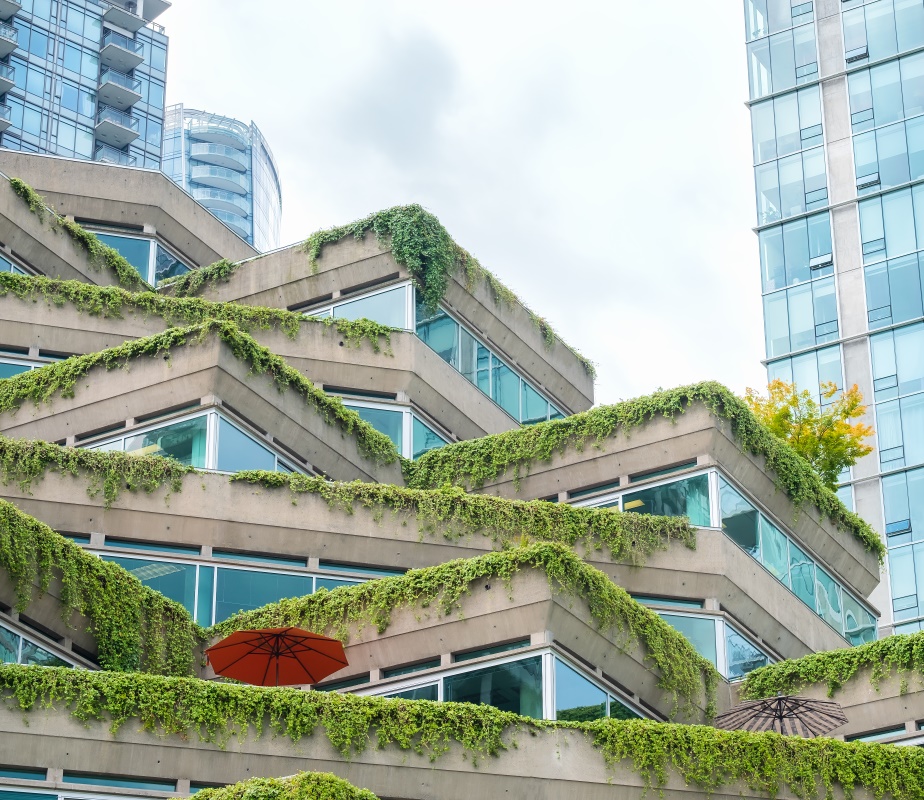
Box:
[205,627,348,687]
[714,695,848,738]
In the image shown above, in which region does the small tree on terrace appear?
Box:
[744,380,875,492]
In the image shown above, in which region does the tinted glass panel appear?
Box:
[214,568,313,623]
[124,416,208,468]
[412,416,447,460]
[0,623,20,663]
[216,417,276,473]
[94,233,151,281]
[555,658,606,722]
[725,625,769,679]
[658,614,718,667]
[385,684,438,701]
[334,286,407,328]
[347,405,404,452]
[443,656,543,719]
[789,541,816,608]
[105,555,197,617]
[622,474,711,527]
[720,478,760,557]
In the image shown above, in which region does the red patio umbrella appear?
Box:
[205,627,348,687]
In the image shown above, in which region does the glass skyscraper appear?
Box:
[743,0,924,636]
[0,0,168,167]
[162,104,282,251]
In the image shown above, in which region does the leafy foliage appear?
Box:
[0,319,399,467]
[197,773,379,800]
[407,381,885,561]
[231,471,696,565]
[208,542,718,717]
[0,272,395,353]
[0,500,199,674]
[300,204,596,377]
[745,380,874,491]
[2,664,923,800]
[740,631,924,699]
[160,259,239,296]
[9,177,148,291]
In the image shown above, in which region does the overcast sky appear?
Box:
[158,1,765,407]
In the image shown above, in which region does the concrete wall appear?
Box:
[0,152,258,267]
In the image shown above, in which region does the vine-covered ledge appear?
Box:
[7,177,148,291]
[0,319,400,467]
[208,542,718,718]
[197,773,379,800]
[741,631,924,700]
[0,499,199,675]
[231,471,696,565]
[406,381,884,562]
[0,272,396,353]
[1,664,922,800]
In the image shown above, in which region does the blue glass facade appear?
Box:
[744,0,924,634]
[162,104,282,251]
[0,0,167,167]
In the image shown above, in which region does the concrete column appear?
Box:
[817,13,844,78]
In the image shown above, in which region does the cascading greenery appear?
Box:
[0,319,400,467]
[406,381,885,562]
[300,204,596,377]
[0,499,199,674]
[741,631,924,699]
[2,664,923,800]
[160,258,240,297]
[231,471,696,564]
[208,542,718,717]
[8,177,148,292]
[0,272,395,353]
[196,773,380,800]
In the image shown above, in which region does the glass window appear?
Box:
[843,592,877,645]
[216,417,276,473]
[789,540,816,608]
[334,286,407,328]
[883,467,924,542]
[124,416,208,468]
[622,474,711,527]
[815,566,844,631]
[154,244,190,284]
[658,614,718,667]
[412,416,447,460]
[725,625,770,680]
[720,478,760,557]
[346,405,404,452]
[554,658,606,722]
[197,565,214,626]
[415,304,459,365]
[521,381,550,425]
[0,361,33,379]
[443,656,543,719]
[760,212,832,293]
[214,568,313,624]
[0,623,20,663]
[492,358,520,419]
[759,516,790,584]
[385,684,438,701]
[94,233,152,281]
[104,555,198,617]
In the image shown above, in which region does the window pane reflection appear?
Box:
[443,656,543,719]
[555,658,606,722]
[334,286,407,328]
[124,416,208,467]
[623,474,711,527]
[216,417,276,473]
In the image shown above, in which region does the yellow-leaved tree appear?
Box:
[744,380,875,492]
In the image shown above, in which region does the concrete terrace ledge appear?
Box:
[161,223,595,416]
[0,321,403,484]
[0,151,258,267]
[0,277,517,441]
[0,665,920,800]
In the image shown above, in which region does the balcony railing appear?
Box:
[102,30,143,54]
[94,143,136,166]
[0,103,11,127]
[99,68,141,94]
[192,187,250,216]
[0,62,13,81]
[190,165,250,194]
[97,104,139,131]
[0,21,16,42]
[190,142,248,171]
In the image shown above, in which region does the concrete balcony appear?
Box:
[188,119,249,150]
[100,30,144,73]
[93,143,136,167]
[0,0,20,22]
[0,103,11,133]
[190,142,248,172]
[207,207,251,240]
[98,68,142,111]
[190,165,249,195]
[95,105,140,149]
[99,0,145,31]
[192,187,250,216]
[0,62,14,96]
[0,22,17,59]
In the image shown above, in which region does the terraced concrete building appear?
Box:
[0,152,920,800]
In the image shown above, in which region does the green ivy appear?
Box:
[160,258,239,296]
[0,319,399,467]
[231,471,696,565]
[0,500,199,674]
[740,631,924,699]
[407,381,885,562]
[0,272,395,353]
[299,205,595,377]
[2,664,923,800]
[0,435,194,506]
[208,542,717,717]
[8,177,148,291]
[196,773,379,800]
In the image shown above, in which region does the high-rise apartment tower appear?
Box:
[0,0,168,167]
[743,0,924,636]
[162,104,282,251]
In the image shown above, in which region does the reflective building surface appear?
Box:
[162,104,282,251]
[0,0,169,168]
[743,0,924,635]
